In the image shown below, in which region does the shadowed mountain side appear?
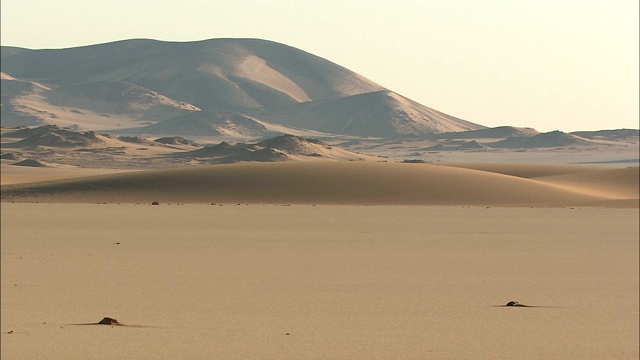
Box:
[12,159,49,167]
[1,162,634,207]
[0,152,21,160]
[46,81,200,115]
[112,110,274,137]
[2,124,61,138]
[173,142,288,162]
[0,103,44,128]
[425,140,489,151]
[1,74,53,127]
[1,47,29,59]
[153,136,199,146]
[3,127,104,148]
[257,90,484,137]
[1,74,49,97]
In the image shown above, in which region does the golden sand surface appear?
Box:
[1,203,638,359]
[0,165,139,186]
[1,162,638,207]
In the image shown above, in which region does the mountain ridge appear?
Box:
[1,38,484,137]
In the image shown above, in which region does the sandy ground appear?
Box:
[1,204,638,359]
[1,161,638,358]
[0,165,139,185]
[2,162,638,207]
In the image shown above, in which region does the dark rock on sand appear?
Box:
[505,301,528,307]
[98,317,119,325]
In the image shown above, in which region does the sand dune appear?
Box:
[0,165,139,185]
[533,167,639,199]
[1,39,384,118]
[435,163,639,200]
[1,39,490,137]
[438,163,617,179]
[1,162,637,207]
[257,90,484,137]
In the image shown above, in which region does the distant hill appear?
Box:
[434,126,539,140]
[153,136,199,146]
[3,126,104,148]
[2,124,61,138]
[257,90,485,137]
[12,159,49,167]
[1,72,53,127]
[489,130,592,149]
[0,152,21,160]
[425,140,489,151]
[172,134,370,163]
[0,38,484,137]
[48,80,200,115]
[570,129,639,140]
[0,39,383,111]
[118,110,276,137]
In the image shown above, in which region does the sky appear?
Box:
[1,0,638,132]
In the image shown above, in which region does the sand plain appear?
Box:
[1,162,638,207]
[1,160,638,359]
[1,203,638,359]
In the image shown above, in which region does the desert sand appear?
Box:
[3,37,638,359]
[1,203,638,359]
[1,161,638,207]
[1,162,639,359]
[0,165,139,186]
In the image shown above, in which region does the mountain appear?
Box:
[1,72,53,127]
[2,124,61,138]
[3,126,104,148]
[1,38,383,110]
[256,90,485,137]
[489,131,591,149]
[0,38,484,137]
[570,129,639,141]
[433,126,539,140]
[47,80,200,115]
[118,110,275,137]
[11,159,50,167]
[153,136,199,146]
[172,134,371,163]
[425,140,489,151]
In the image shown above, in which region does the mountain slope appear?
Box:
[3,126,104,148]
[257,90,485,137]
[489,131,592,148]
[172,134,372,163]
[1,38,384,111]
[434,126,539,139]
[117,110,275,137]
[1,38,486,137]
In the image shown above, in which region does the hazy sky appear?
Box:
[1,0,638,131]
